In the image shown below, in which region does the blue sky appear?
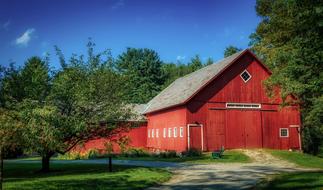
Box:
[0,0,260,69]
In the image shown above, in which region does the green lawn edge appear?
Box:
[3,162,172,190]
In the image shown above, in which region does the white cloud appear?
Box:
[15,28,35,47]
[176,55,186,61]
[3,20,10,30]
[111,0,124,9]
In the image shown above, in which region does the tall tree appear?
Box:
[250,0,323,154]
[224,46,242,57]
[205,57,214,66]
[21,41,131,172]
[0,66,25,190]
[188,55,203,72]
[116,48,165,103]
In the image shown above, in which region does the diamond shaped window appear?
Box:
[240,70,251,82]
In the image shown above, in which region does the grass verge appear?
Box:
[255,171,323,190]
[266,149,323,169]
[3,162,171,190]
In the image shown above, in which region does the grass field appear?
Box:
[116,150,251,164]
[266,149,323,169]
[3,162,171,190]
[255,171,323,190]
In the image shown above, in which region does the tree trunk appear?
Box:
[41,153,53,172]
[108,156,112,172]
[0,148,3,190]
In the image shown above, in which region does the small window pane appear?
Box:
[168,128,172,137]
[180,127,184,137]
[240,70,251,82]
[163,128,166,138]
[280,128,289,137]
[152,129,154,138]
[174,127,177,137]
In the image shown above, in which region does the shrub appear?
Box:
[158,150,178,158]
[87,149,100,159]
[182,148,202,157]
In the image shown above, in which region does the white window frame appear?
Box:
[173,127,177,137]
[163,128,166,138]
[148,129,150,138]
[279,128,289,138]
[168,128,172,138]
[180,127,184,137]
[156,129,159,138]
[151,129,154,138]
[226,103,261,109]
[240,69,252,83]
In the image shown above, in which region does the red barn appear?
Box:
[143,49,301,152]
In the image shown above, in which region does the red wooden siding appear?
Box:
[146,106,187,152]
[74,124,147,154]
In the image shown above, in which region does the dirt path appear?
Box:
[147,149,308,190]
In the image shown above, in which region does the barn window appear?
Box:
[174,127,178,137]
[148,129,150,138]
[168,128,172,137]
[152,129,154,138]
[240,70,251,82]
[226,103,261,109]
[163,128,166,138]
[180,127,184,137]
[156,129,159,138]
[280,128,289,137]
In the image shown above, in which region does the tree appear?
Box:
[224,46,242,57]
[188,55,203,72]
[0,66,24,190]
[205,57,214,66]
[250,0,323,154]
[22,41,131,172]
[116,48,165,103]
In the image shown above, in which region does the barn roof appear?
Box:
[143,49,266,114]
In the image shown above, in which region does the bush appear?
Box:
[122,148,149,157]
[182,148,202,157]
[87,149,100,159]
[158,150,178,158]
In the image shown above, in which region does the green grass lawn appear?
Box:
[3,162,171,190]
[116,150,251,164]
[266,149,323,169]
[255,171,323,190]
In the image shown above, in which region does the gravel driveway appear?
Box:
[8,150,311,190]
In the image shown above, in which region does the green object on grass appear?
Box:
[212,146,225,159]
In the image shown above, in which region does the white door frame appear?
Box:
[187,123,204,151]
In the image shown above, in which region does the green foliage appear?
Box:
[188,55,203,72]
[122,148,150,158]
[117,136,131,154]
[116,48,165,103]
[104,141,114,155]
[224,46,242,57]
[182,148,202,157]
[251,0,323,154]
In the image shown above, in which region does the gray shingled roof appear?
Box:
[143,50,247,114]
